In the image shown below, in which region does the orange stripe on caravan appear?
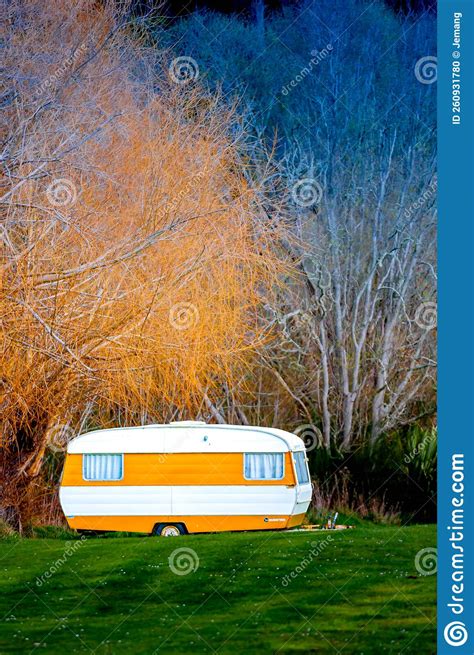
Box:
[66,513,307,534]
[61,452,296,486]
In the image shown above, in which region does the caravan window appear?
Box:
[293,451,310,485]
[83,454,123,481]
[244,453,284,480]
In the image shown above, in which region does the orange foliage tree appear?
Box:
[0,0,288,528]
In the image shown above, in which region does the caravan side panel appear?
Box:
[60,485,296,517]
[59,485,172,517]
[171,485,296,515]
[64,514,307,533]
[61,452,296,486]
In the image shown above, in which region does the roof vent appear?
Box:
[168,420,207,426]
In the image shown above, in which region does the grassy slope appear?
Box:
[0,525,435,654]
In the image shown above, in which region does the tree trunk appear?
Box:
[252,0,266,52]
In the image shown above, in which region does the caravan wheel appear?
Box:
[154,523,184,537]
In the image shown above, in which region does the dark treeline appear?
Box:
[131,0,436,20]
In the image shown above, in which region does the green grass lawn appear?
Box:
[0,524,436,654]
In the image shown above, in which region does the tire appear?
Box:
[154,523,186,537]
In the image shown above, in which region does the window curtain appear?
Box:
[244,453,284,479]
[83,454,123,480]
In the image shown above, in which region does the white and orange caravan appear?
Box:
[59,421,312,536]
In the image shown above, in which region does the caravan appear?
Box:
[59,421,312,536]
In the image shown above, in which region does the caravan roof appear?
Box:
[67,422,305,454]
